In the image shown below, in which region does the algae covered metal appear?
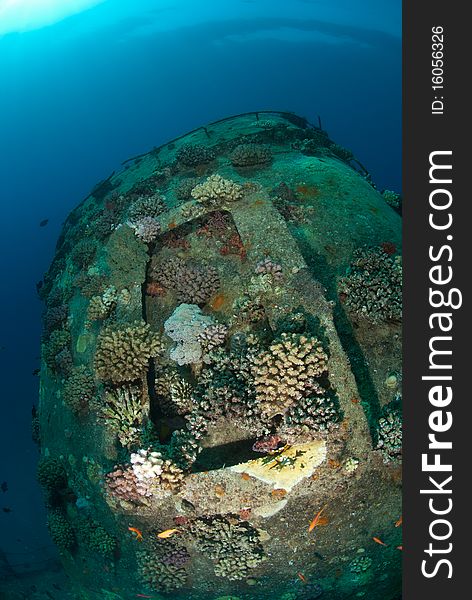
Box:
[37,111,402,599]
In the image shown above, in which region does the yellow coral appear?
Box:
[191,174,243,207]
[253,333,328,414]
[94,321,164,383]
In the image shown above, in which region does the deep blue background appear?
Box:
[0,0,401,572]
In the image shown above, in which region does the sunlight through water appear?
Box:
[0,0,107,35]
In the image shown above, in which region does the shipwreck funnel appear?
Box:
[37,111,402,600]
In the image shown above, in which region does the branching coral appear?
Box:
[253,333,328,415]
[185,336,267,439]
[191,174,243,207]
[100,384,148,448]
[43,328,71,372]
[196,323,228,363]
[74,271,107,298]
[137,537,188,592]
[76,517,117,556]
[104,464,152,507]
[175,177,200,202]
[150,256,220,305]
[37,456,67,491]
[63,365,96,416]
[155,368,193,416]
[338,246,402,323]
[282,384,341,434]
[130,449,184,494]
[128,216,161,243]
[189,515,264,580]
[376,404,402,462]
[230,143,272,167]
[176,143,215,166]
[87,286,117,323]
[42,304,68,338]
[47,510,76,551]
[128,193,166,220]
[94,321,164,383]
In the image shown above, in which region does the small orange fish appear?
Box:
[397,546,403,551]
[297,572,307,583]
[157,528,179,539]
[395,516,402,527]
[373,537,387,547]
[309,506,326,532]
[128,526,143,542]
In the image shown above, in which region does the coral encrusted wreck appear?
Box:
[37,112,402,600]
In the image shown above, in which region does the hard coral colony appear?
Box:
[37,112,402,600]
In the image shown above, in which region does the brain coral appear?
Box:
[253,333,328,414]
[94,321,164,383]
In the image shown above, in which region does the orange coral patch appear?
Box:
[210,293,226,310]
[271,488,287,498]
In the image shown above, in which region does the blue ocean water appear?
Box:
[0,0,401,594]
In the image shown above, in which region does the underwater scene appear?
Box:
[0,2,401,600]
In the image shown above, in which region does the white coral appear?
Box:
[191,174,243,207]
[130,449,164,480]
[164,303,215,365]
[128,216,161,243]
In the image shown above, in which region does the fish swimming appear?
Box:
[1,482,7,493]
[39,219,49,227]
[157,528,179,539]
[128,527,143,542]
[308,506,326,532]
[373,537,387,546]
